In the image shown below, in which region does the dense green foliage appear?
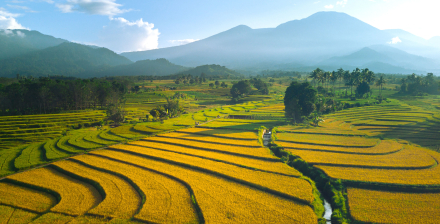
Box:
[0,76,130,115]
[230,80,252,98]
[399,73,439,95]
[284,81,317,123]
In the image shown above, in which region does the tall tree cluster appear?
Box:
[310,67,375,98]
[0,77,130,115]
[400,73,439,95]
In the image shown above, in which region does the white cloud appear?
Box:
[0,29,26,37]
[324,5,334,9]
[387,36,402,44]
[56,0,130,16]
[336,0,348,7]
[169,39,199,46]
[7,4,37,12]
[313,1,321,4]
[97,17,160,53]
[0,7,28,29]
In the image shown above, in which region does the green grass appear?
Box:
[44,138,71,160]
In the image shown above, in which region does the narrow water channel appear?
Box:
[323,199,332,224]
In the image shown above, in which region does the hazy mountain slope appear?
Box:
[428,36,440,48]
[384,29,428,45]
[369,45,437,69]
[176,64,242,77]
[319,47,396,67]
[89,58,189,77]
[121,11,396,68]
[0,29,68,60]
[0,42,132,78]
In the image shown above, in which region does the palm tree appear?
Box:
[343,70,352,95]
[375,76,386,95]
[330,71,338,92]
[310,68,323,88]
[337,68,344,90]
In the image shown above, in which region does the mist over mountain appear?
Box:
[121,11,440,74]
[88,58,189,78]
[0,42,132,78]
[0,29,68,60]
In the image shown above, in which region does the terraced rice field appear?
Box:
[0,111,105,149]
[0,125,317,223]
[273,100,440,224]
[347,188,440,223]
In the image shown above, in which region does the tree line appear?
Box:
[0,76,131,116]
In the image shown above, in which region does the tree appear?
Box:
[209,83,214,88]
[215,80,220,88]
[310,68,323,88]
[375,76,386,95]
[230,80,252,98]
[356,81,371,98]
[284,81,317,123]
[220,82,227,88]
[175,80,180,85]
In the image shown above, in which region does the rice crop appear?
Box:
[5,208,38,224]
[72,154,198,224]
[0,205,15,223]
[177,127,258,140]
[142,136,275,159]
[0,182,57,212]
[106,146,311,202]
[347,187,440,224]
[277,133,379,147]
[7,167,102,216]
[83,132,117,145]
[44,138,71,160]
[56,136,84,153]
[0,146,25,176]
[158,132,261,147]
[98,131,127,142]
[279,139,401,155]
[30,212,74,224]
[67,134,103,150]
[14,142,46,170]
[316,148,440,185]
[53,160,140,219]
[286,145,435,169]
[80,151,317,224]
[128,141,296,175]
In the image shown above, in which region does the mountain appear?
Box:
[428,36,440,48]
[0,42,132,78]
[320,47,396,67]
[121,11,396,68]
[384,29,427,45]
[90,58,189,77]
[0,29,68,60]
[175,64,243,77]
[120,11,440,73]
[319,45,437,72]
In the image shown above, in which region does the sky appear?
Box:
[0,0,439,53]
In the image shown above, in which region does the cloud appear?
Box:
[313,1,321,4]
[169,39,199,46]
[56,0,130,16]
[0,29,26,37]
[388,37,402,44]
[97,17,160,53]
[324,5,334,9]
[336,0,348,7]
[0,7,28,29]
[7,4,37,12]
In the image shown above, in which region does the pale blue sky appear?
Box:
[0,0,438,52]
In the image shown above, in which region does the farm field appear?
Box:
[271,98,440,223]
[0,100,275,178]
[0,125,318,223]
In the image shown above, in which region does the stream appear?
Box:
[323,199,332,223]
